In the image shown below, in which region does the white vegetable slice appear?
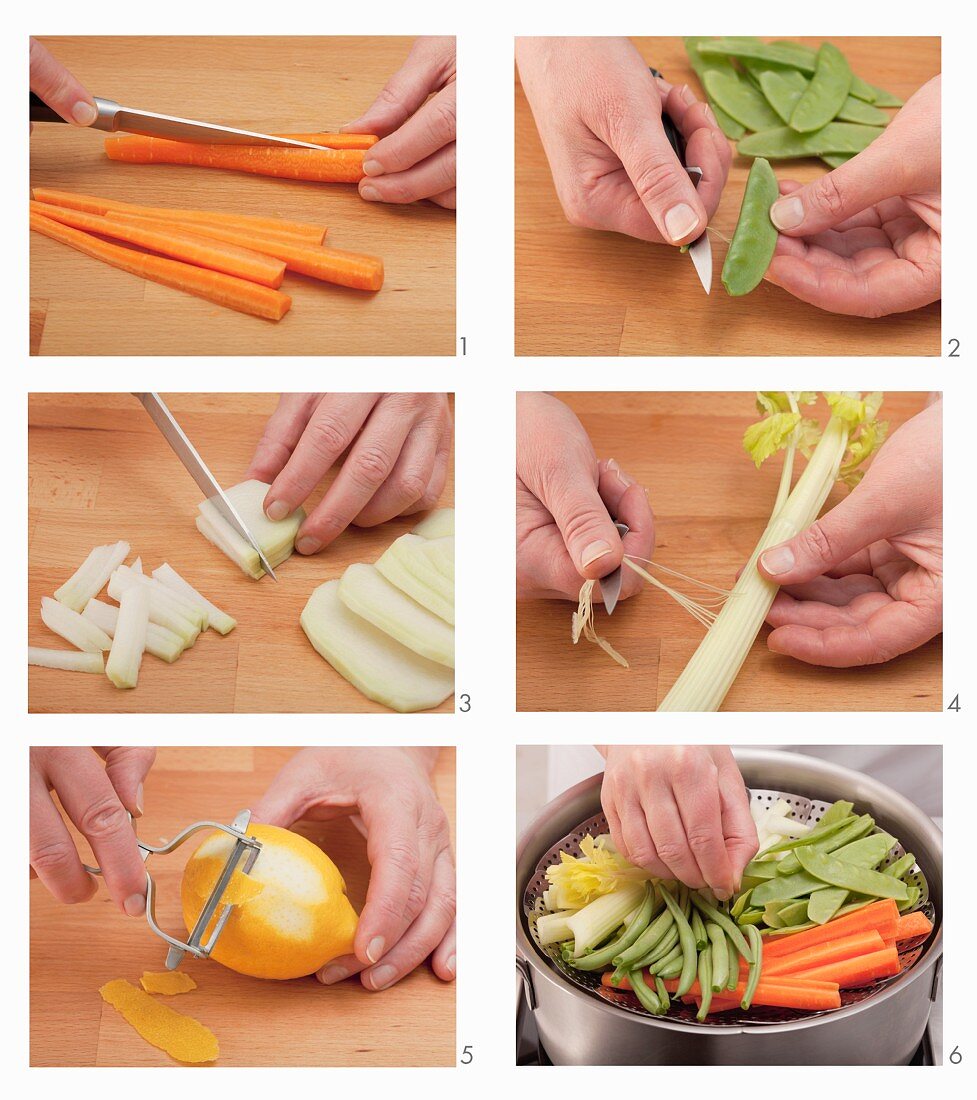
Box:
[301,580,454,713]
[375,535,454,624]
[40,596,112,653]
[107,571,199,646]
[338,563,454,669]
[83,598,185,663]
[412,509,454,539]
[105,585,149,689]
[151,563,236,635]
[28,647,104,674]
[535,910,575,946]
[112,564,207,630]
[196,479,304,579]
[53,541,130,612]
[131,557,143,574]
[421,536,454,582]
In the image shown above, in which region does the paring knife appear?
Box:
[133,393,278,582]
[30,92,332,150]
[599,522,630,616]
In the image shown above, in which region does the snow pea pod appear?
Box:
[837,97,889,126]
[683,37,747,141]
[819,800,855,827]
[759,68,809,124]
[899,886,921,911]
[696,946,713,1020]
[629,967,663,1015]
[758,812,855,858]
[741,926,763,1011]
[721,157,778,298]
[808,886,848,924]
[691,892,754,962]
[704,69,781,132]
[739,909,765,926]
[884,852,917,880]
[790,42,852,133]
[777,814,875,875]
[570,883,654,971]
[738,122,884,159]
[795,846,910,900]
[658,883,698,996]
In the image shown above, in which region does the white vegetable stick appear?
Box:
[196,479,304,579]
[412,508,454,540]
[151,563,236,635]
[53,541,130,612]
[28,647,104,674]
[83,598,184,663]
[106,585,149,689]
[107,571,199,646]
[40,596,112,653]
[113,564,207,629]
[131,557,143,574]
[536,911,575,946]
[375,535,454,624]
[301,581,454,713]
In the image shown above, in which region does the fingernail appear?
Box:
[265,499,290,521]
[362,158,383,177]
[679,83,696,106]
[135,783,144,817]
[606,459,635,488]
[317,965,349,985]
[72,101,97,126]
[124,893,146,917]
[770,195,804,231]
[581,540,613,567]
[295,537,321,555]
[664,202,699,243]
[760,545,795,576]
[445,954,456,976]
[368,965,396,991]
[366,936,385,963]
[360,185,381,202]
[703,104,717,126]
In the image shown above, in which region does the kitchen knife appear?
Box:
[599,522,630,616]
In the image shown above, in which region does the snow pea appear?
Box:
[821,153,855,169]
[570,883,654,970]
[884,852,917,880]
[776,814,875,875]
[759,69,809,124]
[779,900,812,925]
[629,967,663,1014]
[730,889,753,920]
[658,883,698,996]
[742,859,779,879]
[696,945,713,1021]
[819,800,855,827]
[795,846,910,900]
[790,42,852,133]
[837,97,889,126]
[738,908,765,926]
[899,886,921,912]
[738,123,884,159]
[808,886,848,925]
[707,923,728,991]
[758,812,855,858]
[861,82,903,108]
[721,157,778,297]
[691,907,708,949]
[691,893,754,962]
[741,926,763,1011]
[704,69,781,132]
[683,37,747,141]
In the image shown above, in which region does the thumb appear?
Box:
[544,474,624,580]
[99,747,156,818]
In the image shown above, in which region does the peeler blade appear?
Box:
[599,522,630,616]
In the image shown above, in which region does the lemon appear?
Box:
[181,824,358,980]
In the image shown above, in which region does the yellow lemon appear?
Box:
[181,824,358,980]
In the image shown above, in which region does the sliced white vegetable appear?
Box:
[107,571,199,646]
[375,534,454,624]
[422,537,454,582]
[536,910,575,946]
[113,564,206,630]
[196,479,304,579]
[28,647,104,674]
[40,596,112,653]
[83,598,185,663]
[565,881,646,957]
[338,563,454,669]
[105,585,149,689]
[131,557,143,574]
[151,563,236,635]
[53,541,130,612]
[412,508,454,540]
[301,580,453,713]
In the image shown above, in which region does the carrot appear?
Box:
[664,975,838,996]
[31,187,326,244]
[30,211,291,322]
[112,212,384,292]
[601,972,633,991]
[104,135,366,183]
[761,931,887,978]
[280,132,379,149]
[30,201,286,289]
[892,911,934,942]
[762,900,900,958]
[705,983,842,1012]
[791,946,901,988]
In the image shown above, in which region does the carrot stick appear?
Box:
[30,201,286,289]
[31,187,326,243]
[664,975,838,996]
[112,212,384,291]
[762,931,888,977]
[104,135,366,183]
[30,211,291,322]
[706,983,842,1012]
[892,911,934,941]
[601,972,633,991]
[790,946,901,988]
[763,900,900,958]
[280,132,379,149]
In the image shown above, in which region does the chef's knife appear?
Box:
[599,522,630,616]
[30,92,332,150]
[133,393,277,581]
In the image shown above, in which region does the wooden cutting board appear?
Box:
[517,392,942,711]
[28,393,454,713]
[516,37,941,356]
[30,746,456,1067]
[30,36,454,356]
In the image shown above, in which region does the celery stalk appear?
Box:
[535,910,575,946]
[29,647,104,674]
[40,596,112,653]
[105,585,150,689]
[151,563,236,635]
[82,598,185,663]
[565,881,646,957]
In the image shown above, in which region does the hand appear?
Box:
[246,393,452,555]
[252,748,455,991]
[516,392,654,600]
[29,747,156,914]
[342,36,456,209]
[758,399,942,666]
[30,37,97,127]
[599,746,758,900]
[516,37,731,244]
[765,76,941,316]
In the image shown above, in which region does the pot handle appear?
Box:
[930,954,943,1002]
[516,954,537,1012]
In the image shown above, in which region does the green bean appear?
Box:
[682,37,746,141]
[795,846,910,900]
[737,123,884,160]
[726,934,739,991]
[790,42,851,133]
[648,941,684,975]
[696,946,713,1021]
[658,883,698,997]
[633,923,680,968]
[690,907,708,949]
[657,954,685,981]
[721,157,778,298]
[884,852,917,880]
[704,69,781,132]
[629,967,662,1014]
[691,893,754,963]
[612,905,673,972]
[655,975,670,1013]
[569,883,654,971]
[741,926,763,1011]
[707,923,728,991]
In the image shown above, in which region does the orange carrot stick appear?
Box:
[762,931,887,978]
[705,982,842,1012]
[30,201,286,289]
[31,187,326,243]
[664,975,838,996]
[892,911,934,941]
[790,946,901,988]
[280,132,379,148]
[601,972,633,991]
[30,212,291,322]
[104,135,365,183]
[763,900,900,958]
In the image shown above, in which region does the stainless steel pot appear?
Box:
[516,749,942,1065]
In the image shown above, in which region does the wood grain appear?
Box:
[28,393,454,713]
[515,37,941,356]
[516,392,941,711]
[30,746,456,1067]
[30,36,454,356]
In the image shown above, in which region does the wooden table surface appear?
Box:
[30,36,455,356]
[515,37,941,356]
[28,393,454,713]
[516,392,942,711]
[30,746,456,1067]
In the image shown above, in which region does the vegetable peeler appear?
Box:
[29,91,332,150]
[599,522,629,616]
[85,808,262,970]
[648,68,713,293]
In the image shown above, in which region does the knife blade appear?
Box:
[133,393,277,581]
[599,522,630,616]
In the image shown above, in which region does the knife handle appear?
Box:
[648,67,688,167]
[30,92,65,123]
[30,92,119,130]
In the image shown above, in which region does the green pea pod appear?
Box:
[570,883,655,971]
[741,925,763,1011]
[899,886,921,912]
[704,69,781,132]
[795,846,910,900]
[756,811,854,858]
[759,69,808,124]
[683,37,747,141]
[837,97,889,126]
[730,889,753,919]
[691,892,754,963]
[696,946,713,1021]
[629,967,662,1015]
[884,852,917,880]
[808,886,848,925]
[706,923,728,991]
[721,157,779,297]
[777,814,875,875]
[738,123,884,160]
[657,883,698,996]
[862,83,903,108]
[789,42,852,133]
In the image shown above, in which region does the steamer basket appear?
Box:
[516,749,942,1065]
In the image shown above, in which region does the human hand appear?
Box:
[30,37,97,127]
[765,76,941,316]
[516,36,731,244]
[516,393,654,600]
[252,748,454,991]
[29,747,156,914]
[599,746,758,900]
[341,36,456,209]
[246,393,452,555]
[758,399,942,666]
